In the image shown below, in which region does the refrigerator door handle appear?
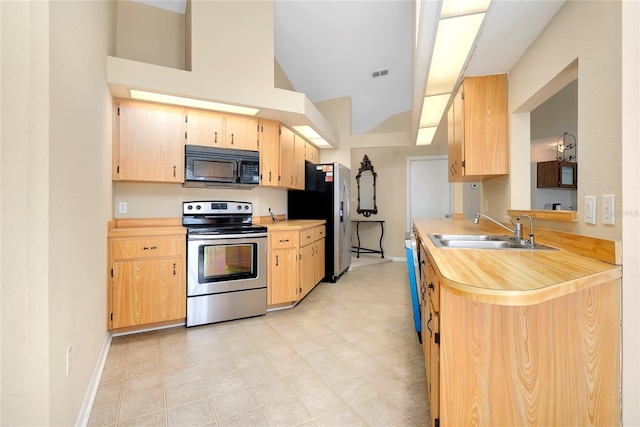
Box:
[339,201,344,223]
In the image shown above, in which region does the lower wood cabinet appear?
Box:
[417,238,620,426]
[268,225,325,308]
[107,224,186,331]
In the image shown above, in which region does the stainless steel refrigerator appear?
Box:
[288,163,351,282]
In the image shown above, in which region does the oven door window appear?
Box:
[199,243,257,282]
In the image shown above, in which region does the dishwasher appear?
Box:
[404,231,422,343]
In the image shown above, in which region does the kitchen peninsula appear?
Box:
[413,218,621,426]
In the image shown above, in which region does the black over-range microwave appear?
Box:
[184,144,259,189]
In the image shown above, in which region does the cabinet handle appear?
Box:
[214,131,218,143]
[172,263,176,276]
[276,255,279,266]
[269,171,272,182]
[279,239,289,243]
[426,312,433,337]
[231,133,234,145]
[142,246,157,250]
[173,166,176,177]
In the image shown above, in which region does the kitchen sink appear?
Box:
[428,234,557,250]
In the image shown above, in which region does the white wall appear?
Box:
[486,1,622,241]
[1,1,115,425]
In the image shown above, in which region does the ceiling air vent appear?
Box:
[372,68,389,78]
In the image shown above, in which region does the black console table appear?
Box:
[351,220,385,258]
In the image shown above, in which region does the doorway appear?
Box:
[406,156,451,231]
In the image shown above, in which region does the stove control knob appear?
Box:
[244,205,250,210]
[187,205,193,210]
[196,205,201,210]
[237,205,242,210]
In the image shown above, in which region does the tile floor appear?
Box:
[88,261,429,426]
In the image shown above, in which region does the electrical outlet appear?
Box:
[66,344,72,375]
[584,196,596,224]
[118,202,127,214]
[602,194,615,225]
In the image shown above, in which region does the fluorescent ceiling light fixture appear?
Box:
[425,12,485,96]
[293,125,330,148]
[441,0,490,18]
[420,94,450,128]
[417,127,437,145]
[130,89,260,116]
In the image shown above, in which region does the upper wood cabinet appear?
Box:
[279,126,306,190]
[258,119,281,187]
[537,160,577,188]
[114,99,185,183]
[447,74,509,182]
[186,109,259,151]
[305,142,320,164]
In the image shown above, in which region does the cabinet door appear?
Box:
[259,119,281,187]
[186,109,225,147]
[300,243,315,298]
[280,126,296,188]
[447,86,464,182]
[305,142,320,164]
[111,257,184,328]
[293,135,306,190]
[314,238,325,284]
[226,115,259,151]
[116,100,185,182]
[462,74,509,177]
[430,305,440,427]
[268,248,299,305]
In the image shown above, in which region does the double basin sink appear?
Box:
[428,233,556,250]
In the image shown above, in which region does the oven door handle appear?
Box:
[187,232,268,240]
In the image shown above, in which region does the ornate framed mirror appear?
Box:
[356,155,378,217]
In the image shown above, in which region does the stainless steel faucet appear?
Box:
[517,214,535,245]
[473,213,522,240]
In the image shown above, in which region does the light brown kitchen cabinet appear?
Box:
[305,142,320,164]
[267,225,325,308]
[280,126,306,190]
[186,109,259,151]
[113,99,185,183]
[258,119,281,187]
[108,231,186,330]
[268,230,300,306]
[447,73,509,182]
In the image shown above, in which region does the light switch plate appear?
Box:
[602,194,615,225]
[584,196,596,224]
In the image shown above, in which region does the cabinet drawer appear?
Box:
[112,237,183,260]
[270,231,298,249]
[314,225,326,241]
[300,228,315,246]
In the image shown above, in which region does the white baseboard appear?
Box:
[76,331,112,427]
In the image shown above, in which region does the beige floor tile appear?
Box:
[118,388,165,423]
[315,406,369,427]
[90,262,429,426]
[87,400,119,426]
[166,398,215,427]
[121,372,163,397]
[353,395,406,426]
[216,409,267,427]
[166,378,208,408]
[260,396,312,426]
[248,377,295,407]
[210,388,257,419]
[298,385,347,417]
[117,410,167,427]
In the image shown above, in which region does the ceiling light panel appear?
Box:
[420,94,450,127]
[130,90,260,116]
[440,0,490,19]
[416,127,437,145]
[425,13,485,96]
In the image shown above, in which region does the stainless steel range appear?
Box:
[183,201,268,327]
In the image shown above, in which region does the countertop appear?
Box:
[107,218,185,238]
[413,218,621,306]
[257,219,326,231]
